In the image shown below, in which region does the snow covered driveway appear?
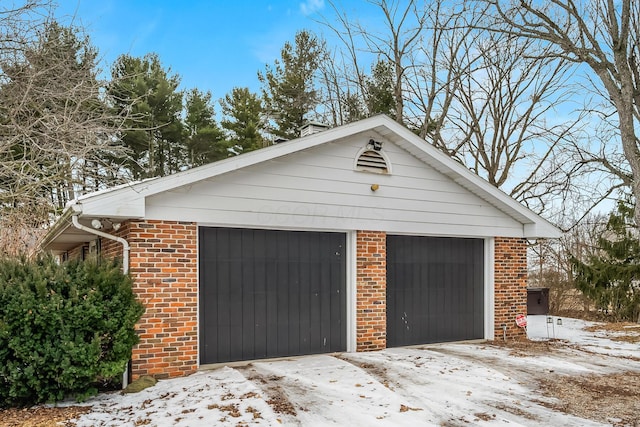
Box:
[68,316,640,426]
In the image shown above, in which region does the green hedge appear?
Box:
[0,256,144,407]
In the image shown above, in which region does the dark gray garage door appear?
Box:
[199,227,346,364]
[387,235,484,347]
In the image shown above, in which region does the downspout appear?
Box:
[70,211,130,274]
[69,205,131,388]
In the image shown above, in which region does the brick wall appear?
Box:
[494,237,528,340]
[356,230,387,351]
[66,243,85,261]
[100,223,128,262]
[126,220,198,380]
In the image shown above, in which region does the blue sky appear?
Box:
[55,0,345,98]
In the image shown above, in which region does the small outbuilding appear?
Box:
[527,287,550,315]
[42,115,560,380]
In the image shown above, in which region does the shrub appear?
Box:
[0,256,144,407]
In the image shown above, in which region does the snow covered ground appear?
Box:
[64,315,640,426]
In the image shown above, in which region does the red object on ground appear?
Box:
[515,314,527,328]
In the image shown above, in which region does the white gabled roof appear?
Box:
[42,115,561,251]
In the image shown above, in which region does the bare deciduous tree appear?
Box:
[0,3,129,256]
[319,0,428,126]
[444,29,582,212]
[529,214,608,315]
[404,0,479,141]
[484,0,640,222]
[320,0,584,212]
[0,1,49,58]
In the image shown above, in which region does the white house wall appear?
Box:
[145,135,525,237]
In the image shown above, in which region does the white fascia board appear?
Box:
[40,206,74,249]
[76,185,146,218]
[523,222,563,239]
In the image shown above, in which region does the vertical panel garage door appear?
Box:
[199,227,346,364]
[387,235,484,347]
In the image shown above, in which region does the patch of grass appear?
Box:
[584,322,640,343]
[0,406,92,427]
[584,322,640,333]
[538,372,640,426]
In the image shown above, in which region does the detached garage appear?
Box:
[42,115,560,380]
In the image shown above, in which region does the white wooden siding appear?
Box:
[145,136,525,237]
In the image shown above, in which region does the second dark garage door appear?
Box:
[387,235,484,347]
[199,227,346,364]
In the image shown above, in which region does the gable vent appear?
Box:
[356,150,389,173]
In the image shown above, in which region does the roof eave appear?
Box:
[524,222,563,239]
[41,206,75,250]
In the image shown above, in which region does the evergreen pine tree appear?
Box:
[108,53,184,179]
[183,88,226,166]
[258,30,326,141]
[220,87,265,154]
[365,59,396,119]
[571,198,640,321]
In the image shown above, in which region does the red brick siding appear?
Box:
[127,220,198,380]
[356,230,387,351]
[66,243,85,261]
[99,223,129,262]
[494,237,528,340]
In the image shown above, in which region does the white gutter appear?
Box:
[69,204,132,387]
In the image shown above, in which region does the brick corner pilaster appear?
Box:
[356,230,387,351]
[493,237,528,341]
[126,220,199,380]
